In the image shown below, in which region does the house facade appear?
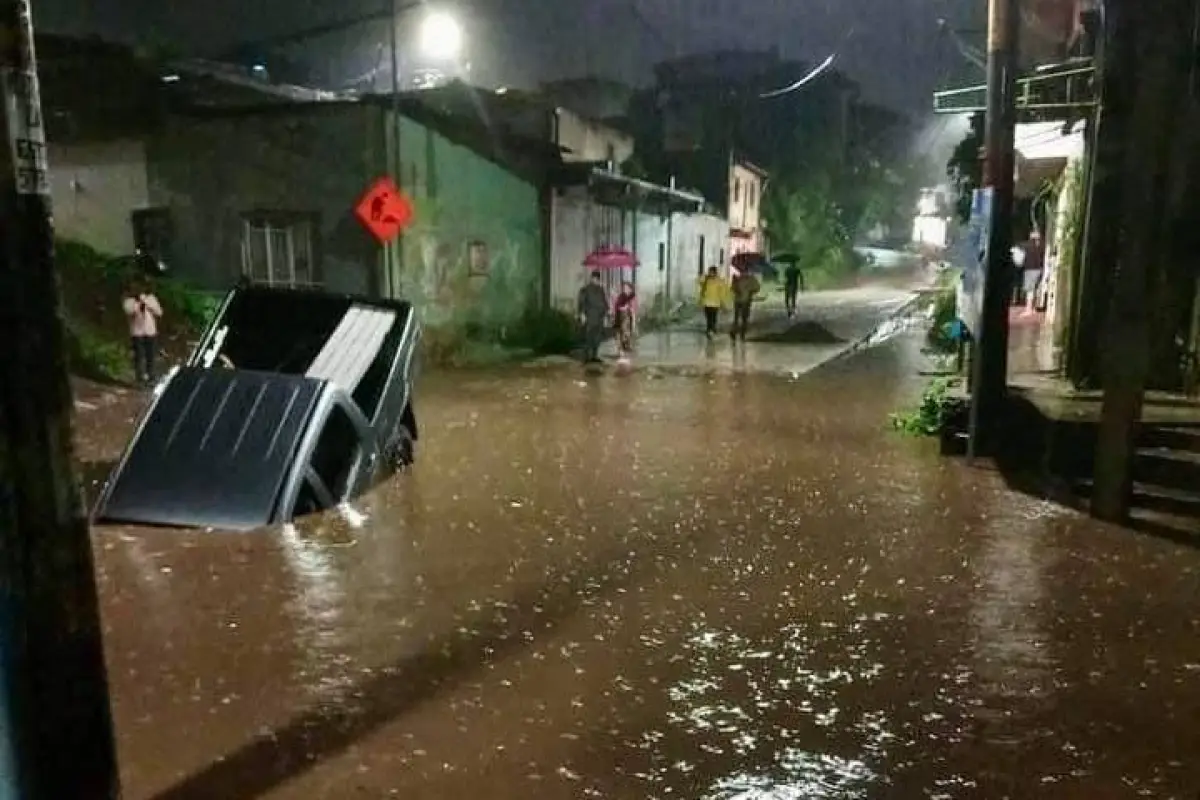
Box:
[728,158,767,257]
[555,106,634,165]
[548,167,728,315]
[538,77,635,124]
[40,40,726,338]
[145,97,553,338]
[48,140,152,256]
[412,82,729,314]
[38,34,166,258]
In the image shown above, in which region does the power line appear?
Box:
[756,24,856,99]
[758,53,838,99]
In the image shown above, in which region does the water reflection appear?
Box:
[277,521,352,701]
[658,622,893,798]
[968,495,1064,707]
[707,751,875,800]
[84,335,1200,800]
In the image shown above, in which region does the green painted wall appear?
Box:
[388,114,543,336]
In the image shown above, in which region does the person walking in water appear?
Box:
[123,278,163,386]
[613,280,638,361]
[577,270,609,364]
[783,263,804,318]
[730,268,761,341]
[698,266,726,340]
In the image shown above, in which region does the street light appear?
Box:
[418,11,463,62]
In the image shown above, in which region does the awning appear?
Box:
[1014,120,1085,196]
[555,164,709,215]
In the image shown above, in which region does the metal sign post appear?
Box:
[0,1,120,796]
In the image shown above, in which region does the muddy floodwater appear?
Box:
[89,335,1200,799]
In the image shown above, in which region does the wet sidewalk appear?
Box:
[613,285,922,377]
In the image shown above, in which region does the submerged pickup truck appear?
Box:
[92,284,421,531]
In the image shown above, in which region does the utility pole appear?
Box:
[0,1,120,797]
[966,0,1020,459]
[1091,0,1192,522]
[1066,4,1127,389]
[386,0,402,300]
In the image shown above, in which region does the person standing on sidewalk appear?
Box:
[613,280,638,361]
[698,266,726,340]
[577,270,609,364]
[123,278,163,386]
[730,269,761,341]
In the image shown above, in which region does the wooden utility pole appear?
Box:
[966,0,1020,458]
[0,1,120,796]
[1091,0,1193,522]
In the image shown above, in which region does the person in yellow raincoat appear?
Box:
[698,266,728,340]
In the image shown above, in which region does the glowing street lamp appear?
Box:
[419,11,463,61]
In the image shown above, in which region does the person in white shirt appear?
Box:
[122,279,163,385]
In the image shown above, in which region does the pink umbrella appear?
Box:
[584,247,639,270]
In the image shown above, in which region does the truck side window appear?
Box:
[309,405,361,503]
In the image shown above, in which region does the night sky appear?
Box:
[33,0,980,112]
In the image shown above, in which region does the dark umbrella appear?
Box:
[732,252,767,270]
[771,253,801,264]
[731,252,779,280]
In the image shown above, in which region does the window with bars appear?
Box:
[240,213,319,288]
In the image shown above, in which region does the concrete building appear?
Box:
[41,39,728,337]
[41,40,557,339]
[413,82,635,166]
[538,77,635,124]
[548,166,727,316]
[146,96,558,339]
[38,35,165,257]
[413,82,729,315]
[728,158,767,257]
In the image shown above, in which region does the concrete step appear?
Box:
[1129,508,1200,540]
[1134,446,1200,490]
[1139,425,1200,453]
[1075,478,1200,519]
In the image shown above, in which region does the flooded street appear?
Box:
[90,332,1200,799]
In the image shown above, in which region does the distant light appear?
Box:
[496,86,508,94]
[419,11,463,61]
[161,73,181,83]
[252,64,267,73]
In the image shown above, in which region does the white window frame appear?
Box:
[240,213,320,288]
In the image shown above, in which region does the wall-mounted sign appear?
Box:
[1,0,49,196]
[354,177,414,244]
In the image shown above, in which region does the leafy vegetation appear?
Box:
[55,238,213,383]
[947,112,985,224]
[624,61,922,278]
[504,307,578,356]
[63,318,131,383]
[762,178,854,279]
[424,306,580,367]
[889,377,961,437]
